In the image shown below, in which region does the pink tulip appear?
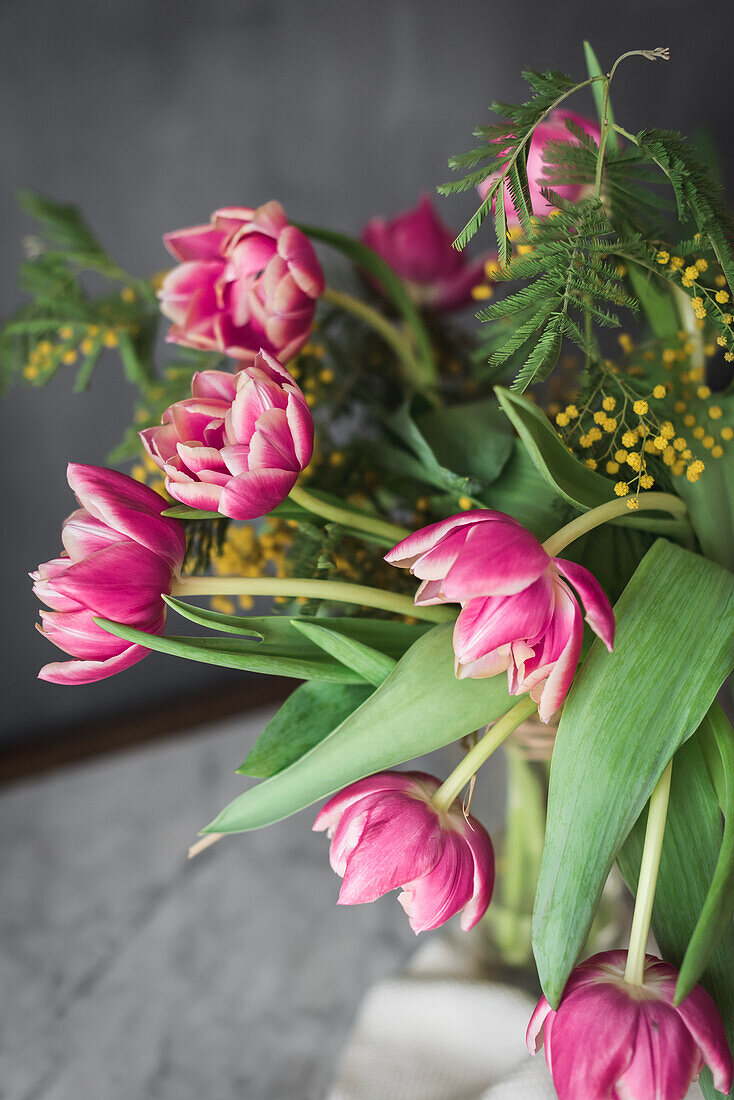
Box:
[527,950,733,1100]
[361,194,493,312]
[385,511,614,722]
[32,464,186,685]
[140,351,313,519]
[478,111,602,223]
[313,770,494,933]
[159,201,325,363]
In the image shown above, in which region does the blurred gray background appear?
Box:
[3,0,734,748]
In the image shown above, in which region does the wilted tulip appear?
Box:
[385,510,614,722]
[314,770,494,933]
[478,110,601,222]
[362,194,493,312]
[527,950,733,1100]
[159,201,325,363]
[32,464,186,685]
[140,350,313,519]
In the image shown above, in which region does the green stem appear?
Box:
[289,484,409,545]
[321,286,436,400]
[171,574,454,624]
[431,696,538,813]
[624,760,673,985]
[542,493,688,558]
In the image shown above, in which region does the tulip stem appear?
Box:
[321,287,438,402]
[431,695,539,813]
[288,484,410,545]
[624,760,673,987]
[541,493,688,558]
[171,575,455,623]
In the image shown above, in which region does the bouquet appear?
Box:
[7,42,734,1100]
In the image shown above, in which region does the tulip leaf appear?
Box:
[290,620,397,686]
[163,598,431,654]
[617,729,734,1100]
[415,398,515,486]
[583,41,619,152]
[532,539,734,1007]
[239,682,375,778]
[494,386,692,539]
[298,224,436,389]
[676,394,734,572]
[674,704,734,1005]
[95,619,369,683]
[162,506,223,520]
[625,261,680,339]
[202,622,513,834]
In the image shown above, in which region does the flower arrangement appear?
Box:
[7,42,734,1100]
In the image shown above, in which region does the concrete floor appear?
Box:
[0,706,421,1100]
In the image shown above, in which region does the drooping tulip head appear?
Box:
[527,951,733,1100]
[478,110,601,224]
[385,510,614,722]
[32,464,186,685]
[362,194,494,312]
[140,350,313,520]
[313,770,494,933]
[159,201,325,363]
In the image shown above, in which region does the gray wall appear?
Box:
[3,0,733,744]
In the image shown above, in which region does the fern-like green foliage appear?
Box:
[477,197,639,391]
[438,68,585,255]
[1,191,159,394]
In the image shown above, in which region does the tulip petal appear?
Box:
[672,984,734,1094]
[442,521,550,600]
[554,558,615,651]
[61,509,123,561]
[313,771,438,838]
[38,609,132,659]
[163,224,228,263]
[337,794,443,904]
[385,510,515,569]
[38,643,151,685]
[527,583,583,722]
[277,225,325,298]
[453,571,554,664]
[51,542,172,621]
[458,819,495,929]
[547,985,638,1100]
[526,994,554,1055]
[218,468,296,520]
[66,464,185,569]
[247,408,299,472]
[166,478,224,512]
[617,1001,701,1100]
[398,830,475,933]
[191,369,238,402]
[285,393,314,469]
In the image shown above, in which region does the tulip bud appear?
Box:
[527,950,733,1100]
[32,464,186,684]
[159,201,325,363]
[362,194,493,312]
[314,770,494,933]
[385,510,615,722]
[478,110,601,223]
[140,350,313,519]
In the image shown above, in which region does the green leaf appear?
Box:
[297,224,436,389]
[532,539,734,1006]
[94,618,369,683]
[583,42,619,152]
[415,398,514,486]
[675,704,734,1004]
[479,440,568,540]
[240,681,374,777]
[203,622,513,833]
[617,731,734,1100]
[162,506,222,520]
[511,314,562,393]
[625,261,680,338]
[676,409,734,572]
[381,402,485,499]
[163,598,431,655]
[494,386,691,538]
[290,620,397,686]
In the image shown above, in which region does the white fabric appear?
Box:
[328,937,704,1100]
